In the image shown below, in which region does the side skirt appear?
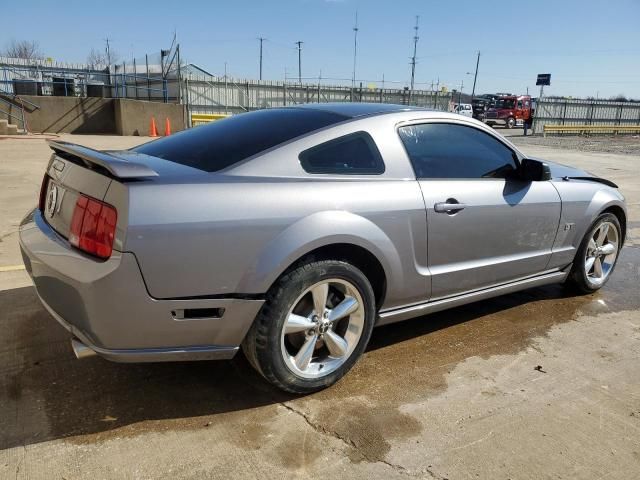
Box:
[377,270,569,326]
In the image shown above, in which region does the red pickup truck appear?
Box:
[483,94,533,129]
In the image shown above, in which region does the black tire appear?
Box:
[566,213,622,294]
[505,116,516,129]
[242,259,376,394]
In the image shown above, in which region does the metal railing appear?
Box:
[0,89,40,133]
[532,98,640,135]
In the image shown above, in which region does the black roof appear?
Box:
[294,102,427,118]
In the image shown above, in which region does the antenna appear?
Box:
[352,11,359,90]
[104,38,111,66]
[258,37,266,80]
[409,16,420,93]
[295,41,303,84]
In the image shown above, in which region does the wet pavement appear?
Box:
[1,245,639,478]
[1,135,639,479]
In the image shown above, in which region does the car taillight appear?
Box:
[69,194,117,259]
[38,174,49,211]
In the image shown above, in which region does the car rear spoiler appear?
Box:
[48,140,158,179]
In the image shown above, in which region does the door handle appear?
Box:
[434,201,467,214]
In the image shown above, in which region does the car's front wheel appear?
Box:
[566,212,622,293]
[506,116,516,129]
[242,259,376,393]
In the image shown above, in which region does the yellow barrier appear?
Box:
[543,124,640,136]
[191,113,230,126]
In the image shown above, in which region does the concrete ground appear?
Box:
[1,133,639,479]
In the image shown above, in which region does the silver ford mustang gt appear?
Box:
[20,103,626,393]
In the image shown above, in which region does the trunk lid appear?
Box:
[41,141,160,245]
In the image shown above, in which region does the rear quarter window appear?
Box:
[133,108,348,172]
[299,131,385,175]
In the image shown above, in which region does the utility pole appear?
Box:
[352,11,359,90]
[258,37,266,80]
[409,16,420,93]
[295,41,303,84]
[471,50,480,99]
[459,79,464,105]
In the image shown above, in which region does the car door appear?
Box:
[398,121,561,299]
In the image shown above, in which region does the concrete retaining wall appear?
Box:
[114,99,186,136]
[1,96,115,134]
[0,96,186,135]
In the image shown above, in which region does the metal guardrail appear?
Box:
[543,124,640,136]
[191,113,230,126]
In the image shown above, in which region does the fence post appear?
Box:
[133,58,138,100]
[145,54,151,101]
[617,104,622,125]
[283,82,287,106]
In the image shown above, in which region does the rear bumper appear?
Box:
[19,209,264,362]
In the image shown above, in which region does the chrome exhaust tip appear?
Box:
[71,338,97,359]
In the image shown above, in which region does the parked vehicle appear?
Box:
[484,94,533,128]
[20,103,626,393]
[471,94,499,120]
[453,103,473,117]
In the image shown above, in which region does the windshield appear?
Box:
[494,99,516,109]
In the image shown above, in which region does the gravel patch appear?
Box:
[510,135,640,156]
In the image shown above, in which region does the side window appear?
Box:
[397,123,518,179]
[517,100,523,109]
[299,131,385,175]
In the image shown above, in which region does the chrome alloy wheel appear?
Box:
[585,221,619,287]
[280,278,365,379]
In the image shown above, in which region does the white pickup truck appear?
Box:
[452,103,473,117]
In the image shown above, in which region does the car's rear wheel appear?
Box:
[242,260,376,393]
[566,213,622,293]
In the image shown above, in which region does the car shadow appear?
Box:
[1,247,637,450]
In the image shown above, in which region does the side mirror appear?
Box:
[520,158,552,181]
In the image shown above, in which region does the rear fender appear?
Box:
[236,210,403,295]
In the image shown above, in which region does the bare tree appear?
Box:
[87,46,119,68]
[87,48,107,68]
[3,40,43,60]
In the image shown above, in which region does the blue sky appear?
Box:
[4,0,640,98]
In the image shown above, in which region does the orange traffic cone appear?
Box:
[150,116,159,137]
[164,117,171,136]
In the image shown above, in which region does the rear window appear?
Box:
[133,108,348,172]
